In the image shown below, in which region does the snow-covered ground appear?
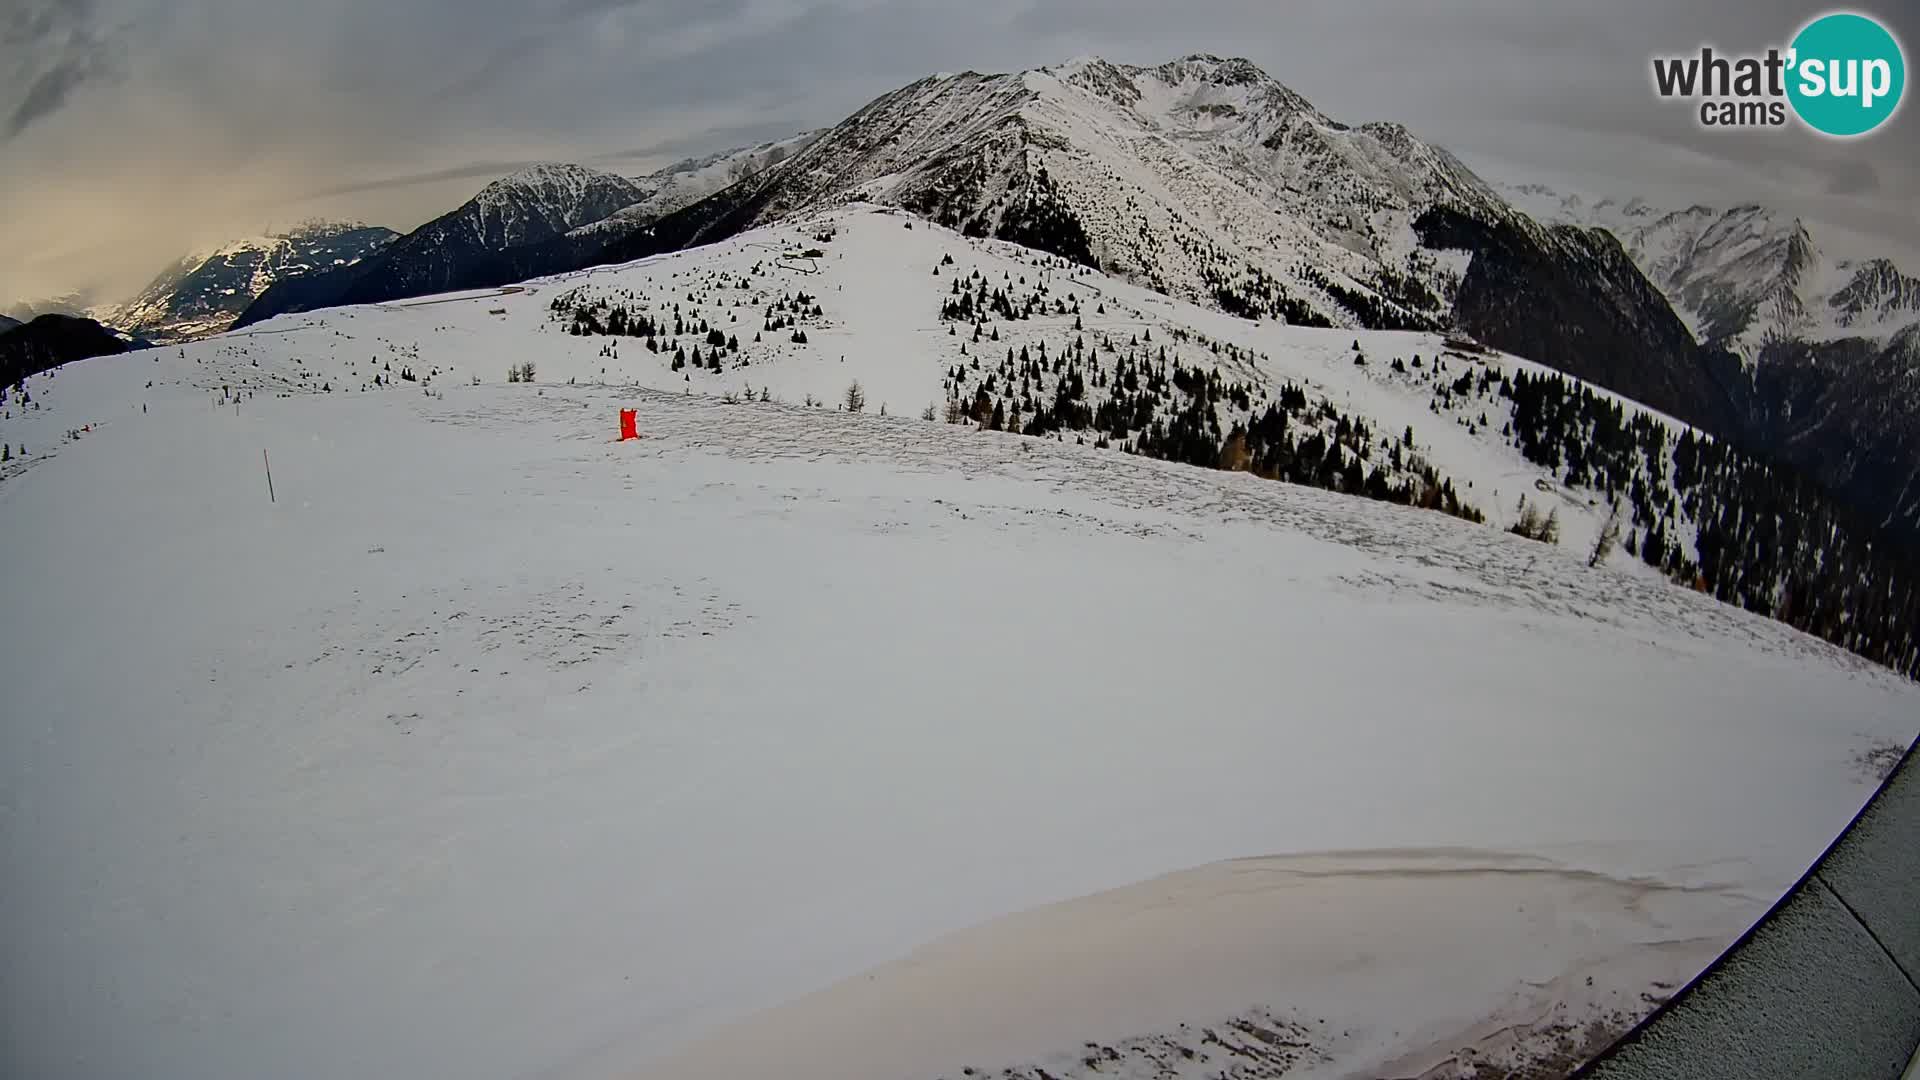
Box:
[2,207,1916,1080]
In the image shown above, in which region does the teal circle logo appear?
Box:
[1787,12,1905,136]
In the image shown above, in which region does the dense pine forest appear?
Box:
[932,262,1484,521]
[933,330,1485,524]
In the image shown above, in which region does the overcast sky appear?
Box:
[3,0,1915,303]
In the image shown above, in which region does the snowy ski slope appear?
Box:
[2,206,1916,1080]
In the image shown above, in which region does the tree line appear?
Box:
[1506,368,1920,677]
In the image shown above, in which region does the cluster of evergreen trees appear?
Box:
[762,292,821,334]
[1505,368,1920,678]
[940,267,1080,324]
[939,322,1484,525]
[905,161,1097,270]
[546,280,824,378]
[1368,266,1444,319]
[986,167,1098,270]
[1297,266,1436,332]
[1204,261,1332,327]
[568,306,649,338]
[368,362,418,386]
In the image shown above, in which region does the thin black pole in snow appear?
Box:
[263,449,276,504]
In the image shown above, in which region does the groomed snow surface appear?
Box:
[3,208,1917,1080]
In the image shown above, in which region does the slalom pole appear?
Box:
[263,449,276,504]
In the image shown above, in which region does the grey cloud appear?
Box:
[553,0,747,23]
[302,160,550,201]
[2,0,126,139]
[6,46,113,137]
[1827,159,1879,196]
[435,0,754,101]
[593,120,814,164]
[2,0,94,47]
[432,32,550,102]
[572,0,1048,112]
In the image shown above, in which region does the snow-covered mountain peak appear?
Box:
[483,161,608,194]
[468,163,643,228]
[1830,257,1920,326]
[1036,53,1325,137]
[247,55,1533,344]
[479,162,638,204]
[1046,53,1114,73]
[1038,55,1142,105]
[558,54,1564,346]
[565,131,828,242]
[169,221,374,266]
[100,220,399,342]
[1047,50,1282,86]
[416,162,649,256]
[1151,52,1269,85]
[283,218,383,240]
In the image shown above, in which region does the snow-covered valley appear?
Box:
[2,207,1916,1080]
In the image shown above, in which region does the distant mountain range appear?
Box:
[239,142,824,325]
[565,131,825,242]
[6,227,398,346]
[1503,185,1920,359]
[237,54,1920,541]
[103,223,401,343]
[1504,184,1920,539]
[235,56,1734,442]
[13,53,1920,544]
[317,163,647,305]
[8,139,819,347]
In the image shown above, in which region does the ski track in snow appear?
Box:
[2,208,1917,1080]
